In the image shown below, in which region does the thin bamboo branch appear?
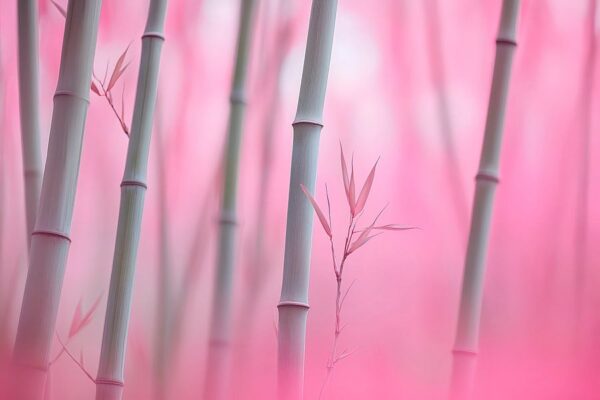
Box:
[450,1,520,399]
[204,0,258,398]
[95,1,168,399]
[11,1,102,398]
[17,0,43,251]
[277,1,339,399]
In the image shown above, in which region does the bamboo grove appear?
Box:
[2,0,599,399]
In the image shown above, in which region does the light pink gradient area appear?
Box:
[1,0,599,399]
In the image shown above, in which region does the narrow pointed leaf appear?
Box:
[355,158,379,215]
[107,46,131,91]
[373,224,418,231]
[90,81,101,96]
[340,143,350,199]
[349,157,356,215]
[68,293,103,338]
[300,184,332,238]
[51,0,67,18]
[348,232,383,254]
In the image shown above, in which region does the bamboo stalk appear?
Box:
[11,1,102,398]
[574,0,597,329]
[17,0,43,251]
[203,0,258,398]
[95,1,168,399]
[277,1,338,399]
[450,1,520,399]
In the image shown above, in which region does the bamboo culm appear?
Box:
[11,1,102,399]
[204,0,258,398]
[95,1,168,399]
[450,1,520,399]
[17,0,43,251]
[277,1,338,399]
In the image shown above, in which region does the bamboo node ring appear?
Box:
[292,118,324,128]
[277,301,310,310]
[475,172,499,184]
[496,38,517,47]
[95,378,125,387]
[32,229,72,243]
[230,90,247,105]
[121,180,148,189]
[452,348,478,357]
[218,212,238,226]
[142,31,166,41]
[54,90,90,104]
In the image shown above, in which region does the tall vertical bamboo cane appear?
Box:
[277,1,338,399]
[450,1,520,399]
[204,0,258,398]
[11,1,102,398]
[95,1,168,399]
[17,0,43,251]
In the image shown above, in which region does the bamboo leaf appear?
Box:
[107,46,131,91]
[348,232,383,254]
[68,293,103,338]
[354,158,379,215]
[300,184,332,238]
[50,0,67,18]
[373,224,418,231]
[340,143,350,202]
[90,81,101,96]
[349,156,356,215]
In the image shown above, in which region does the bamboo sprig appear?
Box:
[95,0,168,398]
[277,1,339,399]
[11,1,102,398]
[450,1,520,399]
[17,0,43,251]
[204,0,258,398]
[301,147,415,399]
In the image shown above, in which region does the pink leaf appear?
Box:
[300,184,332,238]
[373,224,418,231]
[90,81,101,96]
[51,0,67,18]
[348,231,383,254]
[354,157,379,215]
[340,143,350,201]
[107,45,131,91]
[348,157,356,215]
[68,293,103,338]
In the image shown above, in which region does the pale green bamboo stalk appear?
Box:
[277,1,338,399]
[95,1,168,399]
[11,1,102,398]
[204,0,258,398]
[450,1,520,399]
[17,0,43,251]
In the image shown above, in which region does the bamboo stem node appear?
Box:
[120,179,148,189]
[452,348,478,357]
[229,89,247,105]
[474,172,499,184]
[141,32,166,41]
[291,118,324,129]
[218,212,238,226]
[31,229,72,243]
[277,301,310,310]
[54,90,90,104]
[95,379,124,387]
[496,38,517,47]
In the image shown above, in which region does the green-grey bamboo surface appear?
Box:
[95,0,168,399]
[17,0,43,251]
[12,1,102,398]
[204,0,258,398]
[277,1,338,399]
[450,1,520,399]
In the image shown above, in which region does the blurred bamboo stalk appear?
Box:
[424,0,469,230]
[574,0,597,329]
[17,0,43,251]
[11,1,102,398]
[204,0,258,398]
[277,1,338,399]
[450,1,520,399]
[153,100,171,400]
[95,0,168,399]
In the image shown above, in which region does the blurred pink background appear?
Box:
[1,0,599,398]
